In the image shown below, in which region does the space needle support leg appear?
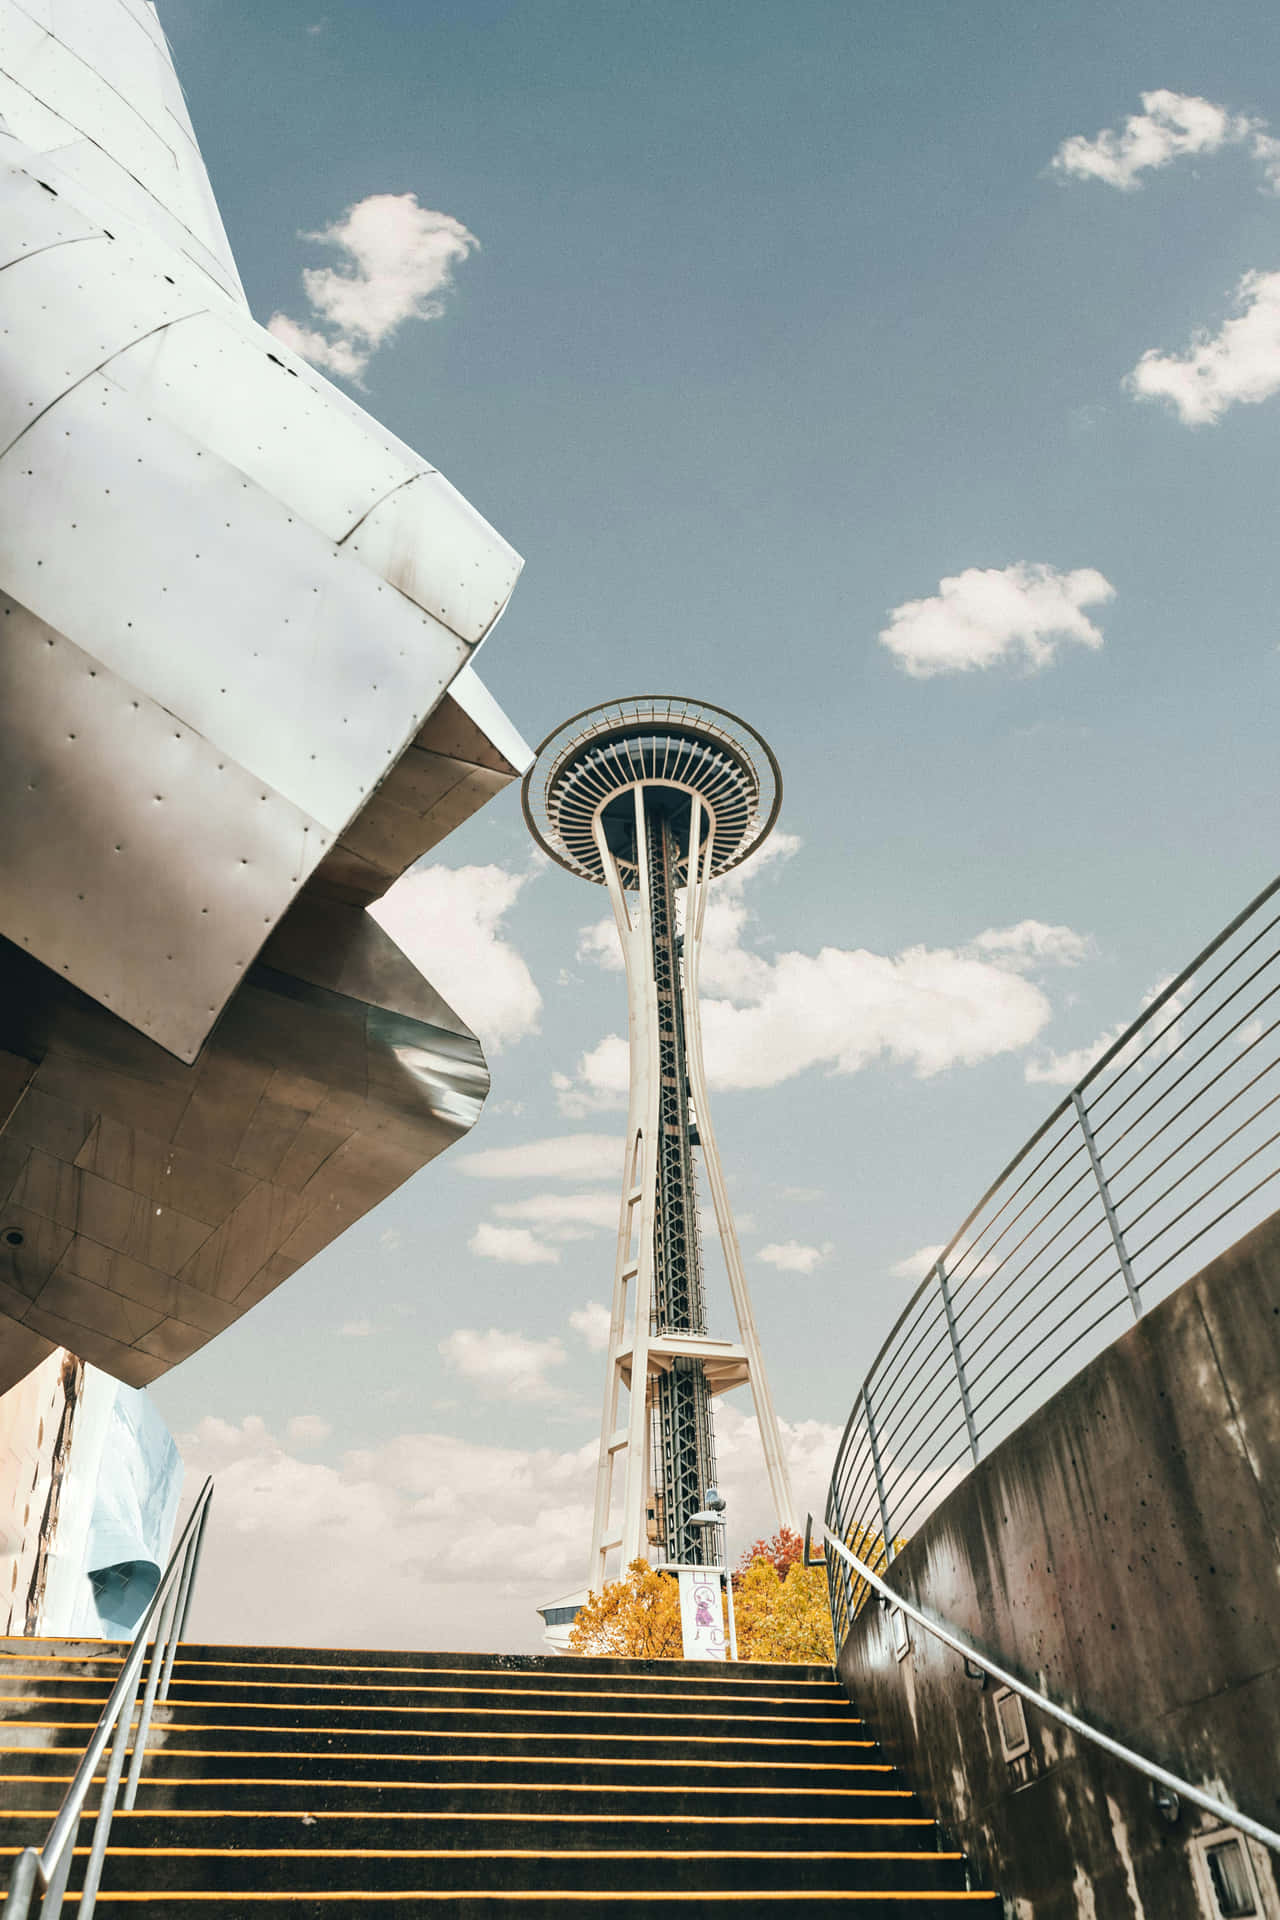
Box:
[587,797,660,1588]
[682,802,798,1533]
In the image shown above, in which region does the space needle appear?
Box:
[524,698,796,1593]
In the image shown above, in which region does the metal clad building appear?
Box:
[0,0,532,1394]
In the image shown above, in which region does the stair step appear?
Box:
[0,1811,944,1851]
[62,1898,1003,1914]
[0,1725,876,1764]
[0,1749,904,1792]
[0,1845,974,1893]
[0,1699,860,1742]
[0,1778,923,1821]
[0,1637,996,1906]
[0,1677,856,1722]
[0,1657,844,1706]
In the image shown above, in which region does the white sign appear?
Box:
[678,1568,729,1661]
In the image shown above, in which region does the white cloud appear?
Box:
[879,563,1114,678]
[969,921,1091,971]
[169,1400,839,1652]
[494,1192,619,1234]
[468,1223,560,1266]
[566,935,1080,1102]
[371,862,541,1052]
[554,1035,629,1116]
[173,1414,596,1652]
[569,1301,612,1351]
[1127,270,1280,425]
[758,1240,832,1275]
[1026,978,1182,1087]
[439,1327,566,1400]
[562,850,1090,1104]
[1050,89,1260,191]
[889,1243,945,1281]
[456,1134,622,1183]
[285,1414,332,1444]
[338,1319,371,1337]
[268,192,478,380]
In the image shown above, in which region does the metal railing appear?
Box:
[4,1477,214,1919]
[805,1516,1280,1858]
[826,872,1280,1646]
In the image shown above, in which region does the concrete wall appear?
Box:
[836,1207,1280,1920]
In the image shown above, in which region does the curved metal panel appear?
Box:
[0,223,205,454]
[0,911,490,1394]
[104,310,426,542]
[0,597,327,1060]
[0,369,470,832]
[0,159,98,267]
[345,468,523,645]
[0,0,244,296]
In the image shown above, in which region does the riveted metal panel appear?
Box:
[344,469,523,645]
[105,310,424,541]
[14,31,180,204]
[0,67,77,149]
[32,138,245,302]
[0,228,206,454]
[0,597,328,1059]
[0,157,99,266]
[0,369,471,832]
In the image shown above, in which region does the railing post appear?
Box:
[863,1385,895,1565]
[828,1486,856,1637]
[1072,1090,1142,1320]
[936,1259,980,1464]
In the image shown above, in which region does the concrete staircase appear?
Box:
[0,1638,999,1912]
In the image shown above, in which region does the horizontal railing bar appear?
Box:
[955,1184,1105,1348]
[1118,1088,1280,1240]
[1092,975,1280,1161]
[865,1348,962,1450]
[961,1217,1115,1373]
[811,1521,1280,1857]
[965,1255,1124,1409]
[1106,1026,1280,1199]
[1127,1125,1280,1267]
[943,1118,1085,1287]
[1088,909,1280,1132]
[878,1411,973,1519]
[975,1292,1136,1441]
[890,1441,981,1543]
[867,1308,952,1419]
[949,1149,1098,1318]
[967,1266,1128,1423]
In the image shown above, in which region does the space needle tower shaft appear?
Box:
[525,699,796,1589]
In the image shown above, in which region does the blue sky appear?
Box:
[151,0,1280,1649]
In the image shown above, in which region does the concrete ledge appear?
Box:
[837,1206,1280,1919]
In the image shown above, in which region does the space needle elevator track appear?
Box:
[524,698,798,1592]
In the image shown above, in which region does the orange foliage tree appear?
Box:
[732,1531,834,1665]
[568,1559,683,1658]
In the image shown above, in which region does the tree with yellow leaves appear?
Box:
[568,1559,683,1658]
[733,1555,834,1664]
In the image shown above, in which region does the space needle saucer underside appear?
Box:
[522,696,781,888]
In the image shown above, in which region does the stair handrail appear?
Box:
[3,1476,214,1920]
[805,1513,1280,1858]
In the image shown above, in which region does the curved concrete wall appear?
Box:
[837,1207,1280,1919]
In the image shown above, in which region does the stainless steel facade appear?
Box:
[0,0,531,1392]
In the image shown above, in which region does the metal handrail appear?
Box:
[4,1477,214,1919]
[805,1516,1280,1858]
[827,872,1280,1605]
